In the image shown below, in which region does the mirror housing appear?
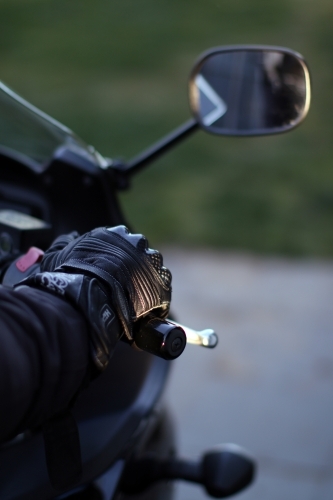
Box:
[189,45,311,136]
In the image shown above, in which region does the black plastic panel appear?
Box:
[0,344,171,499]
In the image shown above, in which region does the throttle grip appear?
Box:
[134,316,186,360]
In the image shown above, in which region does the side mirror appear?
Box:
[189,45,311,136]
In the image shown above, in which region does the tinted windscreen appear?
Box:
[0,82,92,171]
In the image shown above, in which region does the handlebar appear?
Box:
[134,316,186,360]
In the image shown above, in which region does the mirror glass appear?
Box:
[189,48,310,136]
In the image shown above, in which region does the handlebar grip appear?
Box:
[134,316,186,360]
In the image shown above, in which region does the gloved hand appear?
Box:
[20,226,172,371]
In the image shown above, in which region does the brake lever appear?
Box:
[174,322,218,348]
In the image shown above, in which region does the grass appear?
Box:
[1,0,333,255]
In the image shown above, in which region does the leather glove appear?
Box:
[20,226,172,371]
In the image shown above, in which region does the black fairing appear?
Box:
[0,149,125,243]
[0,344,171,499]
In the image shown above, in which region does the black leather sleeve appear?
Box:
[0,285,90,443]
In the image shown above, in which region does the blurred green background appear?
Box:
[0,0,333,255]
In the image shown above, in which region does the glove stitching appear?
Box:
[89,234,170,291]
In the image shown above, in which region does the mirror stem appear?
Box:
[123,118,199,176]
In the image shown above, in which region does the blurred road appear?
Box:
[163,248,333,500]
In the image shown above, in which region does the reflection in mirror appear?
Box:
[189,48,310,136]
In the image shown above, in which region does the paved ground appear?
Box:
[162,248,333,500]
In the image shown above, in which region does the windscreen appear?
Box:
[0,82,101,172]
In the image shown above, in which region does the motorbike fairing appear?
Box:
[0,344,171,499]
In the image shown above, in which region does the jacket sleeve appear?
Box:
[0,285,90,442]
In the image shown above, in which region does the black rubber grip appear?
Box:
[134,317,186,360]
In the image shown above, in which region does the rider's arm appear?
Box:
[0,225,171,443]
[0,285,90,442]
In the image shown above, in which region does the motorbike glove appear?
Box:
[19,226,172,371]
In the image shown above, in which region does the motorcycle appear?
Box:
[0,45,311,499]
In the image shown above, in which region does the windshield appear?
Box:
[0,82,105,172]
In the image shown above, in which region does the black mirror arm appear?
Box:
[110,118,199,187]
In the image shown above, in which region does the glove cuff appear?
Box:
[18,272,123,371]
